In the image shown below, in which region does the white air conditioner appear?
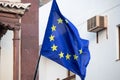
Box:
[87,16,107,32]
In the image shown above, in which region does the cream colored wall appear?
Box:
[0,31,13,80]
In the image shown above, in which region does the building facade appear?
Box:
[39,0,120,80]
[0,0,39,80]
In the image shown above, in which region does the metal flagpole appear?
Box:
[33,53,41,80]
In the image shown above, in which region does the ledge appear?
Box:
[0,2,31,15]
[0,2,31,39]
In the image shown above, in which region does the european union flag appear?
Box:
[40,0,90,80]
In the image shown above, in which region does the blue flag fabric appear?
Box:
[40,0,90,80]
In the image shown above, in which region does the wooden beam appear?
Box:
[0,12,19,18]
[62,75,76,80]
[0,16,19,24]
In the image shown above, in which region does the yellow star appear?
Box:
[66,53,71,60]
[79,49,83,54]
[59,52,64,58]
[73,54,78,60]
[57,18,63,24]
[51,25,56,31]
[65,19,69,23]
[49,35,55,41]
[51,44,58,51]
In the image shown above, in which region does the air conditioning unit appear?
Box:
[87,16,107,32]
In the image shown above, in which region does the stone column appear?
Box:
[13,25,21,80]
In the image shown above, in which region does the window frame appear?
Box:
[117,24,120,61]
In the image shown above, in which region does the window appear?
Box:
[118,24,120,60]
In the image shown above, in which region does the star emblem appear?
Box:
[49,35,55,41]
[79,49,83,54]
[73,54,78,60]
[57,18,63,24]
[66,53,71,60]
[65,19,69,23]
[51,44,58,51]
[51,25,56,31]
[59,52,64,58]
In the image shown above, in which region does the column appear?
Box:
[13,25,21,80]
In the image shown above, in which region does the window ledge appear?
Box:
[116,59,120,61]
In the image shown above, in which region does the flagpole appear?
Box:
[33,53,41,80]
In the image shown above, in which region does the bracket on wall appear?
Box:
[87,15,108,43]
[96,29,108,43]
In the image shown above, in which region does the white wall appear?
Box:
[0,31,13,80]
[39,0,120,80]
[39,56,67,80]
